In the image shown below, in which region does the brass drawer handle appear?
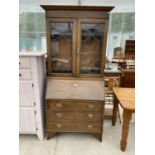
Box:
[88,113,94,119]
[88,104,95,109]
[56,113,63,118]
[56,124,62,128]
[88,124,93,129]
[56,103,63,108]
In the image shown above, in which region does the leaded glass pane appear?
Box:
[50,22,73,73]
[80,23,104,74]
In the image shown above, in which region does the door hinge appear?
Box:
[32,83,34,87]
[36,127,38,131]
[34,102,36,106]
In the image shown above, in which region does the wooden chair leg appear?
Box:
[112,95,118,126]
[118,107,122,124]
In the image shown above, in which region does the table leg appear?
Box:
[120,109,132,151]
[112,95,118,126]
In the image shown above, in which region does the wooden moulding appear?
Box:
[45,11,109,19]
[41,5,114,19]
[40,5,114,12]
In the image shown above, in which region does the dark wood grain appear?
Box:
[125,40,135,56]
[46,111,102,122]
[42,5,110,141]
[47,121,102,133]
[121,69,135,88]
[45,79,105,141]
[45,11,109,19]
[46,100,103,112]
[45,79,105,100]
[42,5,113,78]
[41,5,114,11]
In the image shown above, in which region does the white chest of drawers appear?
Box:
[19,52,46,140]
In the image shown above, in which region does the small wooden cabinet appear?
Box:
[45,79,105,141]
[41,5,113,78]
[121,69,135,88]
[19,54,46,140]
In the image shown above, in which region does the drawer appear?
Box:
[77,112,102,122]
[80,102,103,111]
[46,111,75,122]
[19,69,32,80]
[76,122,102,132]
[19,58,31,69]
[46,121,102,133]
[46,100,103,112]
[46,111,102,122]
[47,122,76,131]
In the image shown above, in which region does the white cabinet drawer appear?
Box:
[19,57,31,69]
[19,107,36,133]
[19,69,32,80]
[19,82,34,107]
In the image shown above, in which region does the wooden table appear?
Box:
[112,87,135,151]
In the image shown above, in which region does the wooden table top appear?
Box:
[113,87,135,111]
[46,79,105,101]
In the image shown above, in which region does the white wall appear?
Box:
[20,0,135,12]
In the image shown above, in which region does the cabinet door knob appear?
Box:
[56,103,63,108]
[19,73,22,77]
[56,124,62,128]
[19,62,21,65]
[88,104,94,109]
[56,113,63,118]
[88,124,93,129]
[88,113,94,119]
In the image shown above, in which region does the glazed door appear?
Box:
[77,19,108,77]
[46,18,76,76]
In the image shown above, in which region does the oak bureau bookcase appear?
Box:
[41,5,114,141]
